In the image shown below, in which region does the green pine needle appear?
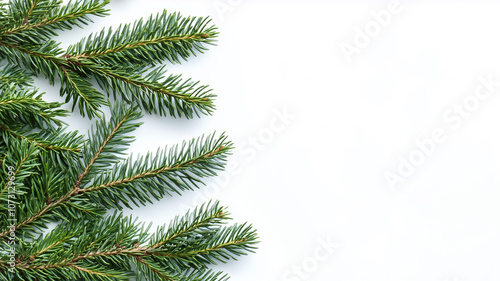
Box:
[0,1,257,279]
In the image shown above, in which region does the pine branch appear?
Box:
[133,265,229,281]
[0,8,218,119]
[149,201,229,250]
[0,0,109,44]
[0,131,229,237]
[27,128,84,155]
[0,38,66,83]
[0,127,82,157]
[82,133,231,209]
[59,67,108,118]
[5,0,59,27]
[0,184,77,238]
[0,87,83,159]
[67,10,218,66]
[4,203,256,280]
[0,40,108,117]
[0,104,138,235]
[0,64,33,89]
[0,38,215,119]
[92,65,216,118]
[78,103,143,185]
[0,86,67,129]
[0,139,39,205]
[0,2,257,279]
[153,223,258,271]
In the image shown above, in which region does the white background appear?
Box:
[40,0,500,280]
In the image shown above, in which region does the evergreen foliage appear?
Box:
[0,1,257,280]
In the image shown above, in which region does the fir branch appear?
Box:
[149,201,229,250]
[58,67,107,118]
[0,86,67,129]
[92,65,216,118]
[0,39,215,119]
[0,85,81,153]
[134,257,176,281]
[153,223,258,271]
[67,10,218,66]
[0,64,33,89]
[0,39,66,84]
[0,40,109,117]
[0,105,139,235]
[0,192,66,238]
[6,0,59,26]
[0,139,39,201]
[0,2,257,279]
[0,88,82,164]
[133,265,229,281]
[24,0,39,20]
[0,132,229,237]
[0,0,109,43]
[82,133,231,209]
[27,128,84,154]
[25,231,75,262]
[6,205,254,280]
[78,103,143,185]
[0,9,218,119]
[0,126,82,155]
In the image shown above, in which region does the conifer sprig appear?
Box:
[0,0,110,44]
[0,1,257,279]
[79,102,143,184]
[1,203,257,280]
[0,85,83,164]
[0,104,233,239]
[92,65,216,118]
[0,0,219,119]
[66,11,218,65]
[0,140,39,209]
[85,132,231,209]
[0,87,65,127]
[0,65,32,90]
